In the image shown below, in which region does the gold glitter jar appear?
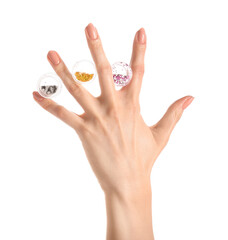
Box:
[72,60,97,84]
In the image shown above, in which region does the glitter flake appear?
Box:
[112,62,132,87]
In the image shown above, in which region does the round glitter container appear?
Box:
[37,73,62,98]
[72,60,97,84]
[112,62,132,87]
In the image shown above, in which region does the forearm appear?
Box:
[105,181,154,240]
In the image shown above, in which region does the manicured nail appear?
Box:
[47,51,61,65]
[85,23,98,40]
[33,91,44,102]
[182,96,194,110]
[137,28,146,44]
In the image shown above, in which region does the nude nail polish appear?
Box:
[182,96,194,110]
[137,28,146,44]
[86,23,98,40]
[47,51,61,65]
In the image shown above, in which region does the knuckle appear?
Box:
[132,64,145,76]
[125,94,140,113]
[76,122,86,134]
[171,107,182,122]
[137,43,147,49]
[68,82,81,96]
[97,64,112,76]
[91,39,101,49]
[55,64,65,75]
[55,105,65,119]
[131,102,140,113]
[76,123,91,139]
[127,104,140,118]
[107,105,119,119]
[42,100,52,110]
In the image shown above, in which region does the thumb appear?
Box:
[151,95,194,146]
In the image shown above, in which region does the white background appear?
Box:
[0,0,227,239]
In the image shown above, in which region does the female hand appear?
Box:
[33,23,194,240]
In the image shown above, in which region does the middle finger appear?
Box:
[85,23,116,101]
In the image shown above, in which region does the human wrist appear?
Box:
[103,174,152,199]
[104,179,152,204]
[104,179,154,240]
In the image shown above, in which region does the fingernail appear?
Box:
[182,96,194,110]
[33,91,44,102]
[137,28,146,44]
[85,23,98,40]
[47,51,61,65]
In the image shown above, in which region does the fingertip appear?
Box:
[184,95,194,99]
[47,50,61,65]
[47,50,55,59]
[85,23,98,40]
[86,22,94,29]
[136,28,146,44]
[182,96,194,110]
[139,27,146,35]
[33,91,44,102]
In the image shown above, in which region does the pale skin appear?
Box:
[33,23,194,240]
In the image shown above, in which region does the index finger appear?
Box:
[47,51,97,114]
